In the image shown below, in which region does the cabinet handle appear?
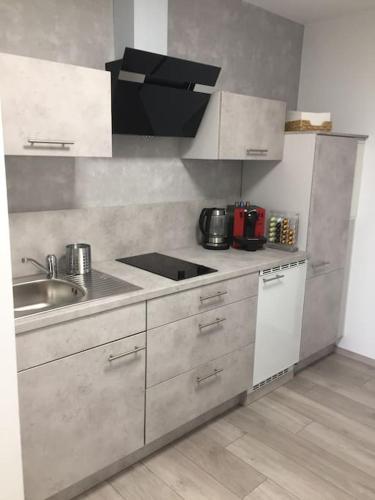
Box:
[108,345,145,362]
[312,261,330,268]
[199,317,226,330]
[200,290,228,302]
[196,368,224,384]
[27,138,75,148]
[263,274,285,283]
[246,148,268,156]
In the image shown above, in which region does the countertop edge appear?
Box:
[15,249,307,335]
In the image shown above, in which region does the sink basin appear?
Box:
[13,270,142,319]
[13,278,86,315]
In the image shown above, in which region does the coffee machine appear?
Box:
[228,202,266,251]
[199,208,229,250]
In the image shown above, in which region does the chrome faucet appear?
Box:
[22,255,58,279]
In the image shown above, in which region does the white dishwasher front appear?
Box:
[253,261,307,387]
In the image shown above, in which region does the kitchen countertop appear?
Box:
[15,246,307,334]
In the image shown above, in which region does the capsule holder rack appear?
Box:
[266,211,299,252]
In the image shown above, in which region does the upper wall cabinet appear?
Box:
[0,53,112,157]
[181,91,286,161]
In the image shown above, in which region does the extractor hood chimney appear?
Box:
[108,0,221,137]
[113,0,168,58]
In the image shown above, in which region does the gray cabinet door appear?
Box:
[300,269,344,361]
[0,52,112,157]
[146,345,254,443]
[18,333,146,500]
[219,92,286,160]
[307,136,357,277]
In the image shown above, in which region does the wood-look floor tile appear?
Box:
[305,383,375,429]
[228,406,375,499]
[283,375,316,394]
[244,480,300,500]
[76,354,375,500]
[195,415,245,446]
[307,354,372,387]
[363,378,375,392]
[143,446,240,500]
[75,482,123,500]
[331,353,375,378]
[248,395,312,434]
[227,433,354,500]
[298,366,361,393]
[175,426,265,498]
[109,462,181,500]
[299,421,375,478]
[269,386,375,452]
[299,368,375,411]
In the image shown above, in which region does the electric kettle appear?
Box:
[199,208,229,250]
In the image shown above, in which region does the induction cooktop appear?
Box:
[116,252,217,281]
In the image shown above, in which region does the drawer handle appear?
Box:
[27,138,75,148]
[246,148,268,156]
[199,317,226,330]
[196,368,224,384]
[108,345,145,362]
[200,290,228,302]
[263,274,285,283]
[197,368,224,384]
[312,261,330,268]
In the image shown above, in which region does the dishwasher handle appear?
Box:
[263,274,285,284]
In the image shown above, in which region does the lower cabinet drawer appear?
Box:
[147,273,258,329]
[16,301,146,371]
[19,333,146,500]
[146,345,254,443]
[147,297,257,386]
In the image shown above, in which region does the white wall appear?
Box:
[298,10,375,359]
[0,103,24,498]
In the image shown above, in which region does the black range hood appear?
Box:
[105,48,221,137]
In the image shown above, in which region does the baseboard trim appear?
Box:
[246,369,294,404]
[295,344,335,372]
[335,346,375,368]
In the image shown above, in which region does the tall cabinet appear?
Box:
[243,132,365,364]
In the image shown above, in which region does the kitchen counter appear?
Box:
[15,246,306,334]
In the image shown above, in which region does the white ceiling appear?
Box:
[246,0,375,24]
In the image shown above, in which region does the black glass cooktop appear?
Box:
[116,252,217,281]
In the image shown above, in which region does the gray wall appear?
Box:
[1,0,303,270]
[0,0,114,69]
[6,138,240,212]
[169,0,304,109]
[10,200,230,277]
[2,0,303,214]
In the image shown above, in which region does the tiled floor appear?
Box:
[77,353,375,499]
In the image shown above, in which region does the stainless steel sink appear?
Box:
[13,278,86,315]
[13,270,142,319]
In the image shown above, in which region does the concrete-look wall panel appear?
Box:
[0,0,114,69]
[1,0,303,223]
[168,0,304,109]
[9,199,231,277]
[5,136,241,212]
